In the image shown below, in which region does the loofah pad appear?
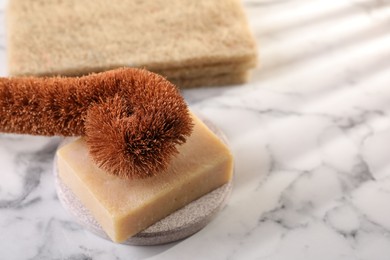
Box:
[171,71,250,88]
[7,0,257,87]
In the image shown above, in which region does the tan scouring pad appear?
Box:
[7,0,257,87]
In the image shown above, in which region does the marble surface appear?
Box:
[1,0,390,259]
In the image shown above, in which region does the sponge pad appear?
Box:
[7,0,257,87]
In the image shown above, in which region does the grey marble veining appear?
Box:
[1,0,390,259]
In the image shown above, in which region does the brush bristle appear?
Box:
[0,68,193,178]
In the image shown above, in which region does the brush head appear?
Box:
[0,68,193,179]
[84,70,194,178]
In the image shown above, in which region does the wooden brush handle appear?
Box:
[0,68,193,178]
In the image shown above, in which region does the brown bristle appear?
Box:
[0,68,193,178]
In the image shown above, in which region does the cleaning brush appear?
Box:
[0,68,193,178]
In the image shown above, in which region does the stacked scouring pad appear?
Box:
[7,0,257,87]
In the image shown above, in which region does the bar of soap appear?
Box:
[57,113,233,243]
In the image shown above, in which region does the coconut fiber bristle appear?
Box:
[0,68,193,179]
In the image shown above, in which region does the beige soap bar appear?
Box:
[57,114,233,242]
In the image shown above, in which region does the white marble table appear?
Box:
[1,0,390,259]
